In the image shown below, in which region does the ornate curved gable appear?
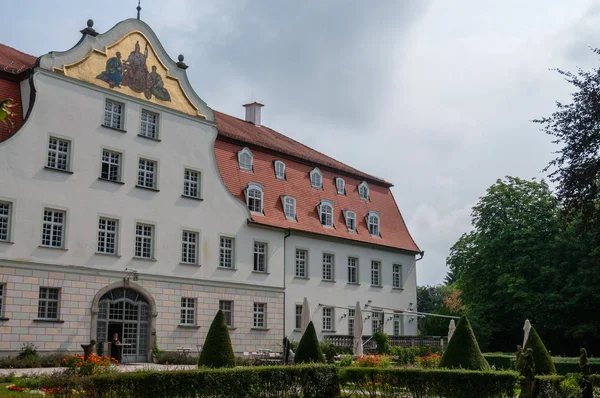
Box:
[38,19,213,121]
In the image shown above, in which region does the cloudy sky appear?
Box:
[3,1,599,285]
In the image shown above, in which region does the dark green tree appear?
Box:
[294,321,324,364]
[198,310,235,368]
[439,315,490,370]
[517,326,556,375]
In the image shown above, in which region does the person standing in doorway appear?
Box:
[110,332,121,362]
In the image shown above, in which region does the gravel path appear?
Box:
[0,363,197,377]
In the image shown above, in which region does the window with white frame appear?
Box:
[238,147,253,171]
[140,109,159,139]
[319,200,333,227]
[295,249,307,277]
[322,253,334,281]
[348,308,355,335]
[393,264,402,288]
[46,137,70,171]
[310,168,322,189]
[104,99,123,129]
[246,183,263,213]
[183,169,201,198]
[371,260,381,286]
[393,313,402,336]
[42,209,65,248]
[97,217,118,254]
[37,287,59,320]
[134,223,154,259]
[348,257,358,283]
[181,230,199,264]
[282,196,296,220]
[358,181,370,201]
[371,311,383,334]
[322,307,333,331]
[137,158,157,189]
[180,298,195,325]
[0,201,11,242]
[219,300,233,327]
[101,149,122,182]
[253,302,266,328]
[219,237,234,268]
[253,242,267,272]
[367,211,380,237]
[0,284,4,317]
[344,210,356,232]
[295,304,302,330]
[274,160,286,180]
[336,178,345,195]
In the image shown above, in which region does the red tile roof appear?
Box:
[0,44,36,75]
[215,139,420,253]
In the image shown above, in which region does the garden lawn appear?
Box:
[0,383,26,398]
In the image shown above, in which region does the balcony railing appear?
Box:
[324,335,447,349]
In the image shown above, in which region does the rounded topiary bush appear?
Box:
[517,326,556,375]
[198,310,235,368]
[439,315,490,370]
[294,321,325,364]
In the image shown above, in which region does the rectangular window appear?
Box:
[371,261,381,286]
[295,304,302,330]
[219,237,234,268]
[180,298,195,325]
[0,201,11,242]
[348,257,358,283]
[181,230,198,264]
[346,211,356,232]
[322,253,334,281]
[284,197,296,219]
[140,109,158,139]
[135,223,154,259]
[393,313,402,336]
[183,169,201,198]
[393,264,402,288]
[219,300,233,327]
[101,149,122,182]
[348,308,355,336]
[371,311,383,334]
[46,137,70,171]
[322,307,333,331]
[253,242,267,272]
[42,209,65,248]
[253,302,266,329]
[0,284,4,317]
[38,287,59,320]
[137,158,157,189]
[97,217,118,254]
[104,99,123,129]
[295,249,307,277]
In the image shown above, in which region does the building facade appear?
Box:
[0,18,421,360]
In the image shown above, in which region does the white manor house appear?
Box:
[0,16,422,362]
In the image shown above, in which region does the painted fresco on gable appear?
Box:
[57,31,203,118]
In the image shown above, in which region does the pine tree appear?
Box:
[198,310,235,368]
[439,315,490,370]
[294,321,325,364]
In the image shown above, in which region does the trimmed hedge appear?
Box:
[295,321,325,364]
[198,310,235,368]
[518,326,556,375]
[439,315,490,370]
[485,353,600,374]
[340,367,518,398]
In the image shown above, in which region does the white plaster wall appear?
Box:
[0,71,284,289]
[284,234,418,340]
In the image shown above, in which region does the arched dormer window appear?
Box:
[281,195,296,220]
[310,167,323,189]
[335,178,345,195]
[274,160,286,180]
[245,183,263,213]
[318,200,334,227]
[238,147,253,171]
[344,210,356,232]
[358,181,370,201]
[366,210,380,237]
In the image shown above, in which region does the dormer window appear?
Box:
[336,178,345,195]
[358,181,370,201]
[238,147,253,171]
[319,200,334,227]
[344,210,356,232]
[282,196,296,220]
[274,160,286,180]
[245,183,263,213]
[366,210,380,237]
[310,168,323,189]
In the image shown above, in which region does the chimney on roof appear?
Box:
[243,102,264,126]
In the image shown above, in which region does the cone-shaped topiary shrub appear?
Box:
[517,326,556,375]
[294,321,325,364]
[439,315,490,370]
[198,310,235,368]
